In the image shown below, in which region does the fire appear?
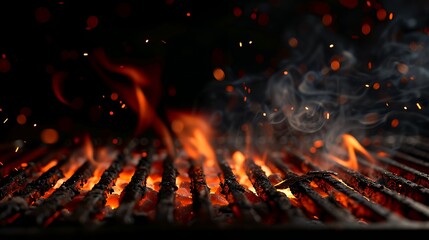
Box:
[89,49,175,158]
[231,151,255,192]
[329,133,376,170]
[168,111,216,168]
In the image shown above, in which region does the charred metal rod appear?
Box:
[0,167,33,201]
[155,155,178,224]
[373,155,429,189]
[0,158,66,222]
[188,157,215,224]
[400,144,429,162]
[268,156,358,223]
[0,145,49,177]
[373,146,429,174]
[311,154,429,220]
[244,157,306,223]
[356,157,429,205]
[0,147,69,200]
[285,152,403,222]
[18,161,95,226]
[68,154,126,224]
[112,152,152,224]
[216,151,261,223]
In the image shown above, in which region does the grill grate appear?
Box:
[1,138,429,236]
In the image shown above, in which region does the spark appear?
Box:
[121,103,126,109]
[389,12,394,20]
[283,70,288,75]
[386,102,389,107]
[249,40,253,44]
[304,106,309,110]
[325,112,330,119]
[417,103,422,110]
[145,39,149,43]
[33,123,37,127]
[3,118,8,123]
[239,42,243,47]
[83,52,89,56]
[243,96,247,102]
[403,106,408,110]
[186,12,191,17]
[161,40,167,44]
[262,112,267,117]
[15,146,19,152]
[329,43,334,48]
[365,84,370,88]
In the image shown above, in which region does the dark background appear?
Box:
[0,0,428,142]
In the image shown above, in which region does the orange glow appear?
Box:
[82,134,95,165]
[40,128,59,144]
[331,60,340,71]
[377,151,389,158]
[16,114,26,125]
[225,85,234,92]
[52,72,72,107]
[230,151,255,192]
[86,16,99,29]
[313,140,324,148]
[377,9,387,20]
[389,12,394,20]
[368,61,372,70]
[168,111,216,168]
[40,160,58,173]
[110,92,119,101]
[288,37,298,48]
[106,165,136,209]
[90,48,175,157]
[373,82,380,90]
[397,63,409,74]
[213,68,225,81]
[362,23,371,35]
[329,134,376,170]
[322,14,332,26]
[391,119,399,128]
[233,7,242,17]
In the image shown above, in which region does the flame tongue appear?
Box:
[328,133,375,170]
[89,48,175,157]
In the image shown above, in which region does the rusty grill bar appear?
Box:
[1,138,429,236]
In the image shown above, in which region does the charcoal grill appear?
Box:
[0,135,429,238]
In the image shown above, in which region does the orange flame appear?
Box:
[168,111,216,167]
[231,151,255,192]
[82,133,95,165]
[89,48,175,157]
[52,71,71,107]
[329,133,375,170]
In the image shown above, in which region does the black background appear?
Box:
[0,0,428,142]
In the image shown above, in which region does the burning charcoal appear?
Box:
[216,151,261,223]
[0,163,36,200]
[68,153,125,224]
[244,157,307,223]
[274,170,337,189]
[111,152,152,224]
[0,159,65,222]
[188,157,215,224]
[17,161,95,226]
[155,155,178,224]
